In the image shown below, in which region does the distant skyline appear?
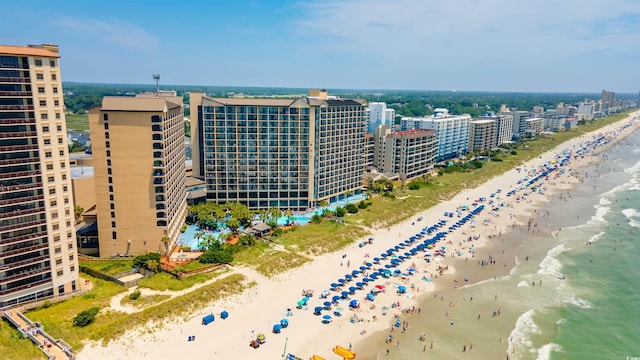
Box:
[4,0,640,93]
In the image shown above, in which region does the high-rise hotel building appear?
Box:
[0,44,78,307]
[88,92,187,257]
[190,90,367,210]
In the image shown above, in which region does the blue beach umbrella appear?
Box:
[332,295,341,303]
[314,306,323,315]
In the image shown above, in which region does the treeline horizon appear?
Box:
[62,82,635,118]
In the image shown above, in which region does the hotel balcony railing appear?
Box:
[0,76,30,83]
[0,242,48,259]
[0,157,40,166]
[0,275,51,295]
[0,105,34,111]
[0,117,36,125]
[0,206,46,220]
[0,131,38,139]
[0,170,40,180]
[0,267,51,285]
[0,182,42,192]
[0,194,44,207]
[0,144,39,152]
[0,91,33,97]
[0,255,50,273]
[0,230,47,246]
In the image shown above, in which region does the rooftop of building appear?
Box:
[470,119,495,124]
[0,44,60,58]
[199,89,365,108]
[185,176,205,187]
[100,93,183,112]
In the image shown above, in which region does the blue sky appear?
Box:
[4,0,640,92]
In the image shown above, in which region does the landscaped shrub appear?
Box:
[407,181,421,190]
[335,207,346,217]
[129,289,141,300]
[133,252,161,270]
[310,214,323,224]
[73,307,100,327]
[511,150,517,155]
[199,248,233,264]
[345,203,359,213]
[357,201,368,209]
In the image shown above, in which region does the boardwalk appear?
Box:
[3,309,74,359]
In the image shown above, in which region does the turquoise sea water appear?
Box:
[357,123,640,360]
[535,135,640,360]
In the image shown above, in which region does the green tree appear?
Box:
[74,205,84,223]
[145,259,160,272]
[199,248,233,264]
[284,209,294,225]
[73,307,100,327]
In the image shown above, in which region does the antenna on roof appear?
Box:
[152,73,160,93]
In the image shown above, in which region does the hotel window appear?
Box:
[56,113,61,119]
[46,164,53,170]
[39,100,46,106]
[109,185,113,192]
[105,141,110,148]
[48,176,54,182]
[53,87,58,94]
[55,247,61,254]
[54,99,59,106]
[56,258,63,265]
[67,231,72,238]
[105,132,109,139]
[44,139,51,145]
[70,265,75,272]
[57,125,62,131]
[111,221,116,227]
[58,137,63,144]
[38,87,45,93]
[112,231,117,240]
[43,126,49,132]
[64,197,69,204]
[49,188,56,195]
[110,211,115,218]
[62,174,66,180]
[36,73,44,80]
[51,73,57,80]
[57,270,64,277]
[45,151,52,158]
[63,185,68,192]
[35,59,42,66]
[54,235,60,242]
[110,203,115,210]
[104,123,109,130]
[69,254,74,261]
[50,60,56,67]
[53,224,59,230]
[59,150,64,156]
[103,114,109,121]
[68,242,73,250]
[41,113,48,120]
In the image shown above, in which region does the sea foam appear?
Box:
[508,309,539,353]
[536,343,563,360]
[537,244,566,276]
[562,295,593,309]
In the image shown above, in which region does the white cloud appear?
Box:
[295,0,640,66]
[53,16,159,50]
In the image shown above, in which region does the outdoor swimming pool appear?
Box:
[179,193,368,250]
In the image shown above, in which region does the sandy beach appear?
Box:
[77,110,640,360]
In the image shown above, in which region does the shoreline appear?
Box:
[78,110,640,360]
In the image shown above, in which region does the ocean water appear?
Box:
[359,124,640,360]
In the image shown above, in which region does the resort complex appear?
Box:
[0,33,638,360]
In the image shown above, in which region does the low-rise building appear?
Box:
[468,119,497,152]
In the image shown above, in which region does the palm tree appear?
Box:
[284,209,294,225]
[161,235,171,255]
[73,205,84,224]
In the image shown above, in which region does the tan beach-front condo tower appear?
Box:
[0,44,79,307]
[190,89,367,210]
[88,92,187,257]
